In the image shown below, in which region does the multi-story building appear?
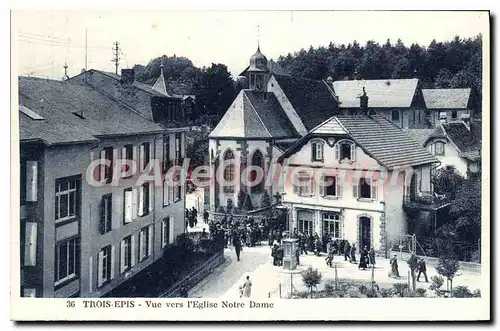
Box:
[277,114,443,256]
[19,69,187,298]
[208,47,340,213]
[421,88,473,128]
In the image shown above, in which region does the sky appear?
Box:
[12,11,488,80]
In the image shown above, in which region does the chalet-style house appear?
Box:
[19,67,188,298]
[421,88,473,128]
[208,47,340,212]
[407,116,482,178]
[277,114,442,256]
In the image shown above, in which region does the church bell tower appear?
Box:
[247,46,269,92]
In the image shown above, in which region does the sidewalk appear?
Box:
[220,249,484,299]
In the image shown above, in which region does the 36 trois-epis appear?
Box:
[187,300,274,309]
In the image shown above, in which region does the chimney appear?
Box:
[461,113,471,130]
[360,87,369,114]
[439,112,447,124]
[121,68,135,84]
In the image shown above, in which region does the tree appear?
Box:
[450,178,481,242]
[237,190,247,209]
[260,190,271,209]
[432,167,465,201]
[407,254,419,291]
[436,248,460,296]
[242,194,253,211]
[302,267,322,298]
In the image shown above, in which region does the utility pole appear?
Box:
[112,41,120,75]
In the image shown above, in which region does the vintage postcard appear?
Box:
[10,10,490,321]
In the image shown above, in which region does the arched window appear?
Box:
[391,110,400,122]
[223,149,235,193]
[335,139,356,162]
[251,149,264,192]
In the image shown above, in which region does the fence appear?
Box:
[160,251,225,298]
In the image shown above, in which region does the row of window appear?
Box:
[97,134,182,183]
[297,213,342,238]
[220,148,265,194]
[293,174,377,200]
[311,140,356,163]
[54,218,174,288]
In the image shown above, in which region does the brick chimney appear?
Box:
[121,69,135,84]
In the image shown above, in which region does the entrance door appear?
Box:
[359,217,371,249]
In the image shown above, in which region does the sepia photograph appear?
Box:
[10,9,490,321]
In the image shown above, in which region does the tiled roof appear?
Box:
[406,127,446,146]
[334,115,439,168]
[442,121,482,161]
[209,90,299,139]
[19,76,164,145]
[422,88,471,109]
[273,75,339,131]
[333,79,418,108]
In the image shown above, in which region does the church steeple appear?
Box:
[248,46,269,92]
[152,61,170,96]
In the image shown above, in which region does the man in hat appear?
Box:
[417,258,428,282]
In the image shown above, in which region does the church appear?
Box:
[208,47,341,214]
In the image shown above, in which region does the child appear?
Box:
[239,285,244,298]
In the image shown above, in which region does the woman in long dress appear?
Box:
[243,276,252,298]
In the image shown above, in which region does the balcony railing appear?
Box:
[403,192,450,212]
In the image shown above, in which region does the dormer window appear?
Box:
[335,140,355,162]
[433,141,445,156]
[311,140,324,162]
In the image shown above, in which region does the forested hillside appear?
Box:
[277,35,482,112]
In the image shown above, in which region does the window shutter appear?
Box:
[311,143,316,161]
[163,179,169,205]
[138,186,144,217]
[148,183,154,213]
[131,235,136,266]
[371,180,377,200]
[24,222,37,266]
[320,175,325,196]
[100,150,106,182]
[112,149,118,180]
[318,144,323,160]
[88,256,93,293]
[169,184,174,203]
[293,175,298,194]
[334,143,340,161]
[148,226,153,257]
[97,250,104,287]
[139,230,145,260]
[118,147,128,178]
[139,144,145,171]
[181,133,186,158]
[169,218,174,244]
[26,161,38,202]
[110,245,115,280]
[132,189,138,220]
[99,198,106,234]
[132,146,138,173]
[350,144,356,162]
[336,176,342,197]
[353,179,359,198]
[120,240,125,273]
[309,176,314,196]
[124,191,133,223]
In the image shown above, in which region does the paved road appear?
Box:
[190,245,271,298]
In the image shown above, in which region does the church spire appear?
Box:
[152,60,170,96]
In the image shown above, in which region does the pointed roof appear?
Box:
[152,64,171,96]
[208,90,299,139]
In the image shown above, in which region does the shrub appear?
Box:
[429,275,445,296]
[217,205,225,213]
[226,199,234,213]
[416,288,427,297]
[473,289,481,297]
[452,285,474,298]
[323,279,337,295]
[380,288,393,298]
[302,267,323,298]
[346,287,363,298]
[392,283,409,297]
[405,291,419,298]
[237,190,246,209]
[358,285,368,295]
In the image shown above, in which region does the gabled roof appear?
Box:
[332,79,419,108]
[273,75,339,131]
[209,90,299,139]
[280,114,439,169]
[19,76,164,146]
[152,69,171,97]
[406,127,446,147]
[422,88,471,109]
[239,59,290,77]
[442,121,482,161]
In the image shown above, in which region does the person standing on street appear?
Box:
[344,240,351,261]
[233,233,242,262]
[203,209,209,224]
[192,207,198,227]
[417,258,428,282]
[350,243,357,263]
[369,246,376,267]
[243,276,252,298]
